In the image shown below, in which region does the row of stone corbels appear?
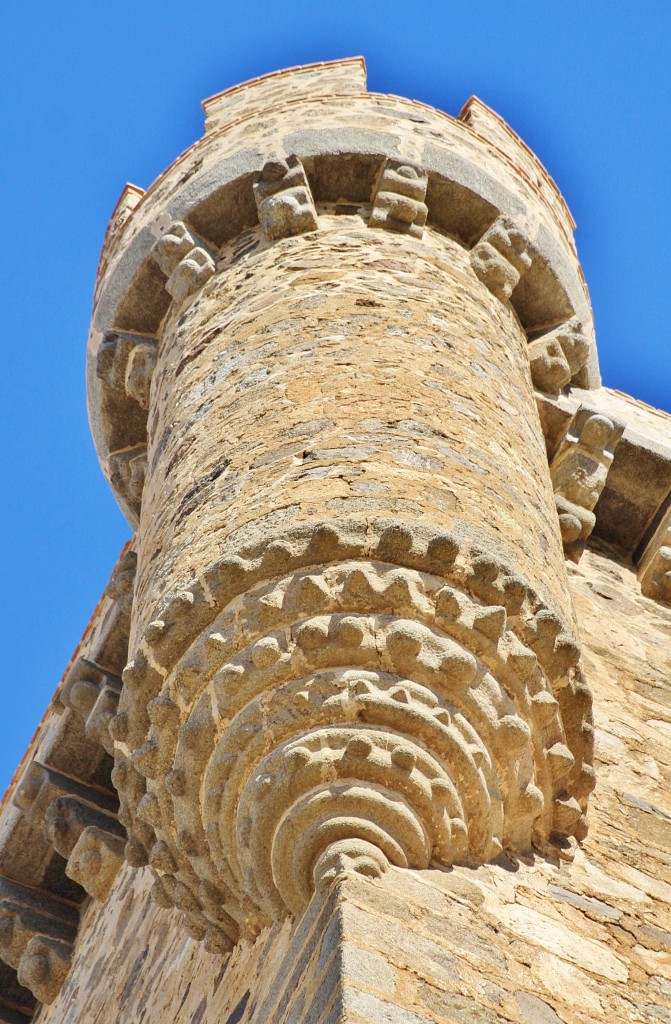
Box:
[0,876,76,1009]
[2,733,125,1009]
[0,750,124,1009]
[95,153,595,524]
[14,763,125,904]
[56,548,136,757]
[0,551,137,1011]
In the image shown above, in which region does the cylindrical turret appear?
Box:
[88,60,597,946]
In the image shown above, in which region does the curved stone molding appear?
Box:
[86,65,599,526]
[111,521,593,937]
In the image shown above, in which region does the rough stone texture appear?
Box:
[135,216,571,633]
[550,407,624,561]
[86,61,598,529]
[0,546,133,1010]
[109,207,592,931]
[28,545,671,1023]
[4,59,671,1023]
[638,503,671,604]
[538,386,671,560]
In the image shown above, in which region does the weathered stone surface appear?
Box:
[253,156,318,240]
[64,826,125,903]
[4,58,671,1024]
[550,407,624,561]
[99,202,594,932]
[369,159,428,238]
[470,215,531,301]
[638,503,671,604]
[86,63,599,525]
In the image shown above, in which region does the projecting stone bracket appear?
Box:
[0,879,77,1006]
[60,659,122,757]
[550,407,624,561]
[150,220,215,307]
[16,936,72,1007]
[470,216,532,301]
[13,763,124,905]
[637,501,671,604]
[108,446,147,521]
[528,318,592,397]
[253,156,318,240]
[65,827,126,904]
[14,763,117,822]
[369,158,428,238]
[96,332,157,411]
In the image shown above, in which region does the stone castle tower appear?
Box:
[1,59,670,1024]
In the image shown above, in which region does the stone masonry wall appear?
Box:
[134,215,571,640]
[33,542,671,1024]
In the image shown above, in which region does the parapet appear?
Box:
[202,58,368,132]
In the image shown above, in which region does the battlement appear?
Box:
[202,58,368,131]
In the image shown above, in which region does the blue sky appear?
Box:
[1,0,670,792]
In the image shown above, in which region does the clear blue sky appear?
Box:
[1,1,669,792]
